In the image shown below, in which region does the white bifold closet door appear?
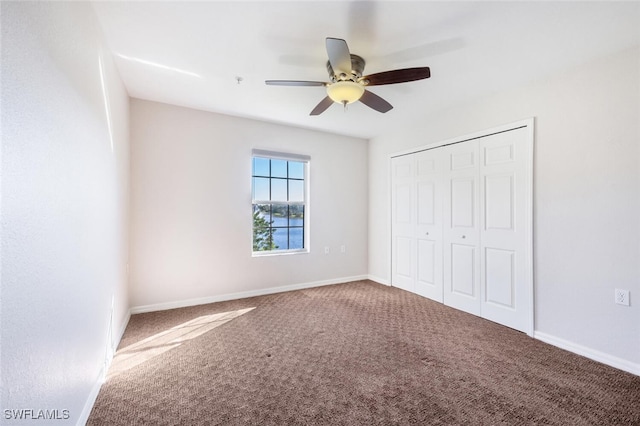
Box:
[415,149,444,302]
[391,123,532,334]
[391,154,416,293]
[478,128,530,333]
[391,149,444,300]
[443,140,481,316]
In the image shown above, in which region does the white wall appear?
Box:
[1,2,130,424]
[129,99,368,309]
[369,46,640,371]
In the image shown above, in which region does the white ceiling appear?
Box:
[92,1,640,139]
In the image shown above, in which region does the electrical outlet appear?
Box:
[340,245,346,253]
[615,289,630,306]
[324,246,330,255]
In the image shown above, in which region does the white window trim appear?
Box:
[252,149,310,162]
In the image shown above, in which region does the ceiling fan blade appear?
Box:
[310,96,334,116]
[359,90,393,113]
[265,80,326,87]
[362,67,431,86]
[326,37,352,75]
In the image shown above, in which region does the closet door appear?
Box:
[414,149,444,302]
[480,128,531,333]
[390,120,533,335]
[443,142,481,316]
[391,155,416,293]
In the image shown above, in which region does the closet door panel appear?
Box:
[391,156,416,293]
[395,183,412,224]
[450,243,476,297]
[417,239,436,285]
[417,181,435,225]
[480,127,531,333]
[451,178,475,227]
[484,247,515,307]
[395,237,414,282]
[443,142,481,315]
[484,175,514,231]
[415,149,444,302]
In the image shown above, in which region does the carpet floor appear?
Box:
[88,280,640,425]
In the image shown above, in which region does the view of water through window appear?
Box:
[252,156,306,252]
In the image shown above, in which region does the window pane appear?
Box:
[289,180,304,202]
[253,157,270,177]
[271,204,288,227]
[272,227,288,250]
[271,159,287,178]
[253,177,270,201]
[271,178,287,202]
[253,204,275,251]
[288,161,304,179]
[289,227,304,249]
[289,205,304,226]
[253,204,272,223]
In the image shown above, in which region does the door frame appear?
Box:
[389,118,534,336]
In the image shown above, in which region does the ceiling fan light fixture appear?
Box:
[326,81,364,105]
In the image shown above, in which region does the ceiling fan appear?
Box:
[266,37,431,115]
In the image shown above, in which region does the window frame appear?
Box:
[251,149,310,256]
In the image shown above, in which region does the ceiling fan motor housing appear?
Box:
[327,54,366,83]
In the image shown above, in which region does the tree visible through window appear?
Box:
[252,154,307,253]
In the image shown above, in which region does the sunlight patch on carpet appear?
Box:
[107,307,255,379]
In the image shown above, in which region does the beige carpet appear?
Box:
[88,280,640,425]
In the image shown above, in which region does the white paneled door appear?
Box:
[479,127,531,333]
[391,120,533,335]
[443,141,481,316]
[415,149,444,302]
[391,154,416,293]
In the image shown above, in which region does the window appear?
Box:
[252,150,309,254]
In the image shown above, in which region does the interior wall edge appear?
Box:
[367,275,390,286]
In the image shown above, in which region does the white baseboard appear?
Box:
[77,310,131,426]
[130,275,370,314]
[534,331,640,376]
[77,368,105,426]
[367,275,390,286]
[117,310,131,346]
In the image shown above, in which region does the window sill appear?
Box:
[252,249,309,257]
